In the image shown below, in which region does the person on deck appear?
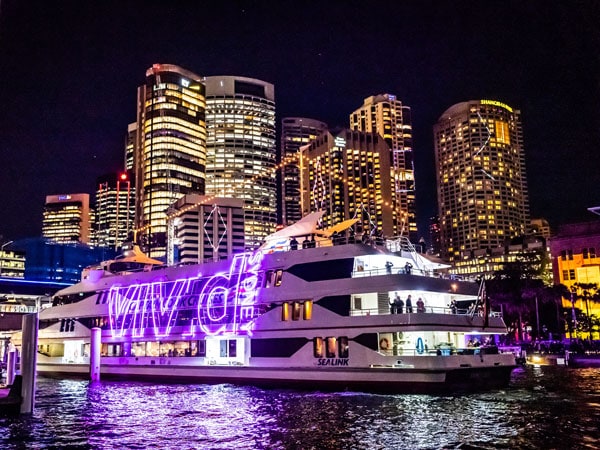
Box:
[385,261,393,274]
[405,295,413,313]
[449,299,457,314]
[394,294,404,314]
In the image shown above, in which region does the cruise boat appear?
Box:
[14,212,516,393]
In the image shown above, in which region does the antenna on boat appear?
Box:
[474,277,490,329]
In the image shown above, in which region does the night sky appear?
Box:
[1,0,599,242]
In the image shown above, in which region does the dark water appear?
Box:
[1,366,599,449]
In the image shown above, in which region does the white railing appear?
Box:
[350,306,503,318]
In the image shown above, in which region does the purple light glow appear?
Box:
[108,252,265,339]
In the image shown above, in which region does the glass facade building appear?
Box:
[279,117,328,226]
[204,76,276,249]
[433,100,529,262]
[300,129,399,237]
[167,195,246,265]
[134,64,207,258]
[95,172,135,250]
[42,193,91,244]
[350,94,416,242]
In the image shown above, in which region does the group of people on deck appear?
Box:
[289,235,316,250]
[389,293,426,314]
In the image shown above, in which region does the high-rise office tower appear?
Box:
[300,129,399,237]
[433,99,529,262]
[350,94,416,242]
[95,172,135,250]
[279,117,328,226]
[204,76,276,249]
[278,117,327,226]
[428,216,442,257]
[134,64,207,257]
[125,122,136,171]
[42,193,91,244]
[167,194,245,264]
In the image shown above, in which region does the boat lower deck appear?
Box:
[37,357,516,394]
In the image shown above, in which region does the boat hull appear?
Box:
[36,361,515,394]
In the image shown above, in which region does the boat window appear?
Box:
[313,337,324,358]
[95,291,109,305]
[281,302,290,321]
[132,342,146,356]
[303,301,313,320]
[292,302,301,321]
[101,343,122,357]
[338,336,349,358]
[228,340,237,358]
[220,340,228,358]
[326,337,337,358]
[251,338,308,358]
[287,258,354,282]
[265,269,284,288]
[53,290,96,307]
[59,319,75,333]
[196,340,206,357]
[274,270,283,286]
[146,341,160,357]
[265,270,274,287]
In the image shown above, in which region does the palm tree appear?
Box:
[487,251,561,343]
[571,282,599,341]
[544,284,570,339]
[590,314,600,341]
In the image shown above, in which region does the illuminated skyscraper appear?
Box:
[134,64,207,257]
[300,129,398,237]
[42,194,91,244]
[125,122,136,171]
[167,195,245,264]
[204,76,276,249]
[95,172,135,250]
[350,94,416,242]
[279,117,328,226]
[433,100,529,262]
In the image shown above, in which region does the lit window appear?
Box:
[281,302,290,321]
[274,270,283,286]
[338,336,349,358]
[313,337,324,358]
[292,302,301,321]
[326,337,337,358]
[303,301,313,320]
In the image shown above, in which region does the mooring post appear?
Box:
[6,348,17,385]
[20,312,38,414]
[90,327,101,381]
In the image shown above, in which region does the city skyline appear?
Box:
[1,1,599,242]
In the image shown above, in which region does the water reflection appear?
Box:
[1,366,599,449]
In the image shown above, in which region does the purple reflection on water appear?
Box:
[1,368,599,449]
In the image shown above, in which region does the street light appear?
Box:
[0,240,14,277]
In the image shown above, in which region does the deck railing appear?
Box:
[378,345,507,357]
[350,306,502,318]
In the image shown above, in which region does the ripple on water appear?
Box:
[0,367,599,449]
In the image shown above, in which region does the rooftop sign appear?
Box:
[480,99,513,113]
